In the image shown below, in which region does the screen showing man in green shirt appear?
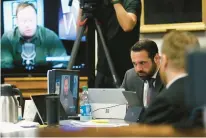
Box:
[1,1,68,70]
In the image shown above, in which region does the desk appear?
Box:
[38,124,205,137]
[1,122,206,137]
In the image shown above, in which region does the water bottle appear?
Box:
[80,86,92,121]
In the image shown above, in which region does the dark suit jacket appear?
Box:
[139,76,190,124]
[121,68,164,106]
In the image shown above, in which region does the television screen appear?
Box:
[2,0,44,33]
[58,0,86,41]
[1,0,88,77]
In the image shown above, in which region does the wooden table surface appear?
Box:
[2,123,205,137]
[38,124,206,137]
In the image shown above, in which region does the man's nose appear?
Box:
[24,20,32,26]
[135,65,143,72]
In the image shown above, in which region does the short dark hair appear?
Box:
[130,39,158,60]
[16,1,37,16]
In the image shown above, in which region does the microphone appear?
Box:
[21,43,36,70]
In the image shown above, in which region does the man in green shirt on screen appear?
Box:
[1,1,67,70]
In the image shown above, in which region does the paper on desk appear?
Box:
[0,122,22,133]
[69,120,129,127]
[23,100,37,121]
[16,120,39,128]
[0,122,36,134]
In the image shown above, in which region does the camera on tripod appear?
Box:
[69,0,121,88]
[80,0,110,13]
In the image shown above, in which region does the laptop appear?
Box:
[30,94,71,125]
[88,88,127,119]
[122,91,139,106]
[122,91,143,122]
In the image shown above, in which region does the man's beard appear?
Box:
[137,62,157,81]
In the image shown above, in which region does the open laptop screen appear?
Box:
[30,95,46,124]
[31,94,68,124]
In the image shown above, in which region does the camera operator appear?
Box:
[78,0,142,88]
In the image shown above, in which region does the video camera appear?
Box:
[80,0,110,13]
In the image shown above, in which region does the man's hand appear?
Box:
[77,9,88,35]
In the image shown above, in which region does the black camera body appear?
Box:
[80,0,110,13]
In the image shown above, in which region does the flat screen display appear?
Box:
[52,70,79,115]
[1,0,88,77]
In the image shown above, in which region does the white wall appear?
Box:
[140,31,206,53]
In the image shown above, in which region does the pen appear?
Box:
[91,119,109,123]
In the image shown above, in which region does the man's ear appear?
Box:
[161,54,168,69]
[154,53,161,64]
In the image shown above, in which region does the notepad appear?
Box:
[60,120,129,127]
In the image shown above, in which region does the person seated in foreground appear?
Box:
[139,30,200,124]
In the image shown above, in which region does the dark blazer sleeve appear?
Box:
[139,95,187,124]
[139,97,173,124]
[121,70,128,89]
[139,77,189,124]
[121,68,144,106]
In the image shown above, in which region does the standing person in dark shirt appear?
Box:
[78,0,141,88]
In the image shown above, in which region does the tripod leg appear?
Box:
[94,18,120,88]
[67,16,87,70]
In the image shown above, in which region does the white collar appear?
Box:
[152,69,159,79]
[166,73,188,89]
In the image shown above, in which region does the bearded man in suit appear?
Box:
[139,30,200,124]
[121,39,164,108]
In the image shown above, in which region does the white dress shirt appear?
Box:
[143,71,158,108]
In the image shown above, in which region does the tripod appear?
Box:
[67,12,120,88]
